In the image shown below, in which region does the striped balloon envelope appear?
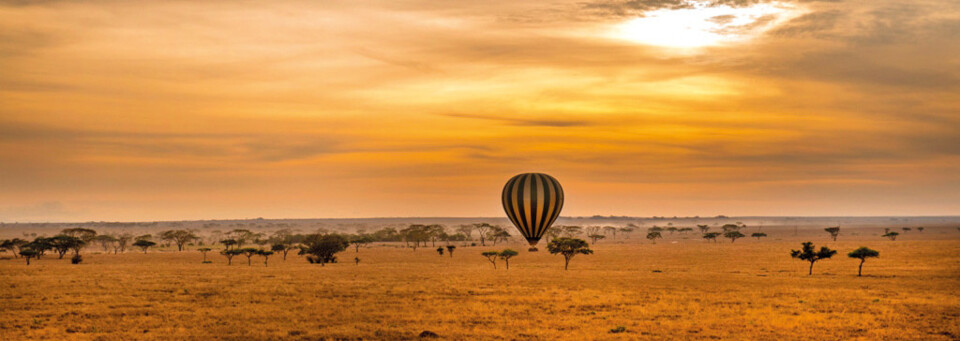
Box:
[501,173,564,250]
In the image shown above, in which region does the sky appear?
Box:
[1,0,959,222]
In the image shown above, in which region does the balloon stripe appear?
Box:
[537,174,552,238]
[502,175,522,233]
[516,175,528,232]
[547,175,563,228]
[530,173,539,237]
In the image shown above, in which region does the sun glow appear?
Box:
[613,1,804,48]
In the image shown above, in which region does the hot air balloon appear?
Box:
[501,173,564,251]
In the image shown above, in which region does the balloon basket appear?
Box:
[527,247,538,252]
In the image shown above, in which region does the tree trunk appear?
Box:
[808,261,814,275]
[505,259,510,270]
[178,243,183,251]
[858,259,864,276]
[564,256,570,270]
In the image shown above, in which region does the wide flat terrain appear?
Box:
[2,226,959,340]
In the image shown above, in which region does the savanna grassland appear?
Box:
[2,219,959,340]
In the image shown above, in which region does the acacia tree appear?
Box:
[258,249,274,267]
[133,240,156,253]
[603,226,618,239]
[588,234,606,244]
[401,225,430,250]
[350,235,373,252]
[20,249,39,265]
[240,248,259,266]
[160,230,199,251]
[917,227,924,233]
[49,235,82,259]
[697,225,710,234]
[62,228,97,244]
[847,247,879,276]
[221,249,242,265]
[703,232,721,243]
[1,238,27,258]
[882,232,899,241]
[724,231,746,243]
[116,233,134,253]
[220,239,238,250]
[473,223,494,246]
[791,242,837,275]
[300,233,349,266]
[751,232,767,240]
[646,231,662,244]
[198,247,212,263]
[26,238,52,259]
[499,249,518,269]
[94,235,118,253]
[489,226,511,245]
[546,237,593,270]
[824,227,840,241]
[436,247,444,256]
[446,245,456,258]
[481,251,499,269]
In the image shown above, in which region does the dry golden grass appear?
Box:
[2,227,959,340]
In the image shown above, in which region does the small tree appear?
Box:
[94,235,118,252]
[300,234,349,266]
[482,251,499,269]
[724,230,746,243]
[546,238,593,270]
[916,227,924,233]
[20,249,38,265]
[258,249,274,267]
[473,223,494,246]
[133,240,156,254]
[499,249,518,269]
[824,227,840,241]
[902,227,911,232]
[751,232,767,240]
[220,239,238,250]
[646,231,662,244]
[882,232,899,241]
[221,249,242,265]
[588,234,606,244]
[436,247,444,256]
[116,233,134,253]
[198,248,212,263]
[697,225,710,234]
[350,235,373,252]
[240,248,259,266]
[271,243,298,261]
[790,242,837,275]
[847,247,879,276]
[446,245,456,258]
[703,232,721,243]
[160,230,199,251]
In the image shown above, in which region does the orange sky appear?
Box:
[1,0,959,221]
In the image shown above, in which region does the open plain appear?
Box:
[1,219,959,340]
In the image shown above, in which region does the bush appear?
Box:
[609,326,627,333]
[71,254,83,264]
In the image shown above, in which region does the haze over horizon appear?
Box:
[2,0,959,222]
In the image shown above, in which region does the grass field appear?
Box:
[2,224,959,340]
